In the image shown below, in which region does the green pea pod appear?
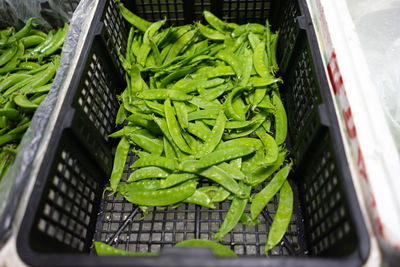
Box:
[188,96,223,110]
[13,95,38,110]
[239,48,253,86]
[248,32,261,51]
[199,165,245,198]
[0,133,22,146]
[250,162,292,220]
[110,137,130,192]
[265,181,293,253]
[250,150,287,187]
[232,95,247,120]
[187,121,211,141]
[216,138,263,151]
[224,87,249,121]
[153,116,185,158]
[175,239,237,257]
[197,22,226,40]
[164,98,191,154]
[118,180,161,194]
[160,173,197,189]
[21,31,53,59]
[197,111,226,157]
[217,162,246,181]
[0,44,18,67]
[214,195,249,241]
[128,129,164,155]
[270,31,279,74]
[164,29,197,64]
[131,154,176,170]
[30,93,47,105]
[120,180,198,206]
[163,137,176,159]
[7,17,36,44]
[203,11,227,33]
[250,76,281,87]
[271,91,287,145]
[137,89,192,101]
[184,189,216,209]
[144,100,165,116]
[253,41,272,79]
[197,186,230,203]
[197,146,255,169]
[115,0,152,32]
[127,166,170,182]
[21,35,45,48]
[255,127,278,165]
[42,23,68,56]
[94,241,158,256]
[17,61,41,71]
[20,58,59,94]
[0,108,19,120]
[215,49,241,79]
[0,41,24,74]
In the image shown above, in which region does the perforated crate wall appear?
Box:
[30,134,104,253]
[298,134,357,256]
[284,40,323,166]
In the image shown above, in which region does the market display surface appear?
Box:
[95,1,293,257]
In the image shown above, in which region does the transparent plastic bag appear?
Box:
[0,0,80,29]
[0,0,96,245]
[352,6,400,151]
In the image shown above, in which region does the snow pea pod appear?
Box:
[199,165,245,197]
[197,22,226,40]
[94,241,158,256]
[187,109,220,121]
[120,180,198,206]
[217,138,263,151]
[0,44,17,67]
[127,166,170,182]
[0,108,19,120]
[160,172,197,188]
[272,91,287,146]
[184,189,215,209]
[175,239,237,257]
[250,162,292,220]
[13,95,38,110]
[197,111,226,157]
[187,121,211,141]
[164,29,197,64]
[198,186,230,203]
[115,0,151,32]
[255,127,278,165]
[131,154,176,171]
[110,137,130,192]
[214,185,251,241]
[203,11,227,34]
[128,129,163,155]
[0,74,31,93]
[197,146,255,169]
[250,150,287,187]
[165,98,191,154]
[137,89,192,101]
[42,23,68,56]
[265,181,293,253]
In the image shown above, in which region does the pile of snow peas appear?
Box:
[0,18,68,181]
[107,0,294,256]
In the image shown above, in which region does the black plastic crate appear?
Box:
[17,0,370,266]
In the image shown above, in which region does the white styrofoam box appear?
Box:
[307,0,400,263]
